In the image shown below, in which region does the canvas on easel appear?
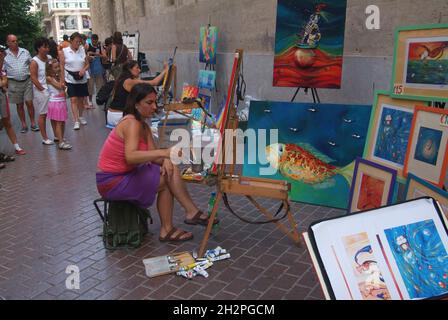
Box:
[273,0,347,88]
[304,198,448,300]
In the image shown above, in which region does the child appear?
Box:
[46,59,72,150]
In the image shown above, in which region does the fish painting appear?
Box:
[266,143,354,185]
[243,101,372,209]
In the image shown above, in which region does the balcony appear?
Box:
[48,0,90,13]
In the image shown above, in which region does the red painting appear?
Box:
[357,174,385,211]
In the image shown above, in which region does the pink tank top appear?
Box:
[97,127,149,174]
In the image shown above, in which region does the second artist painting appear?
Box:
[273,0,347,88]
[243,101,372,209]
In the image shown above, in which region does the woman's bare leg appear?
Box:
[163,165,202,218]
[70,97,79,123]
[157,174,192,240]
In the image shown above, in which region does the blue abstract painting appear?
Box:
[243,101,372,209]
[198,70,216,90]
[414,127,443,166]
[384,220,448,299]
[374,105,414,167]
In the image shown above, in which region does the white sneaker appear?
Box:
[74,122,80,130]
[79,117,87,125]
[42,139,55,145]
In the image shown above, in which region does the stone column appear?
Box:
[90,0,116,40]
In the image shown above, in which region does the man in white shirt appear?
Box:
[3,35,39,133]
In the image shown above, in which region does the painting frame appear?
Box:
[363,90,430,183]
[403,106,448,187]
[405,173,448,218]
[347,158,397,214]
[390,24,448,102]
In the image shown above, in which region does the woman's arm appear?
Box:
[30,60,45,91]
[58,50,66,83]
[122,68,168,92]
[79,49,90,76]
[122,119,170,165]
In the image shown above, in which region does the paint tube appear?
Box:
[209,253,231,262]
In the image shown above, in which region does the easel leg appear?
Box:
[285,201,301,245]
[198,192,222,258]
[291,87,301,102]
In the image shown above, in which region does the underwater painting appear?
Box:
[342,233,391,300]
[273,0,347,88]
[373,104,414,167]
[357,174,385,211]
[199,26,218,65]
[414,127,443,166]
[405,40,448,88]
[384,220,448,299]
[243,101,372,209]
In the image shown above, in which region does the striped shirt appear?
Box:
[2,48,32,81]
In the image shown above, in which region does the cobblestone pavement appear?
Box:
[0,105,345,300]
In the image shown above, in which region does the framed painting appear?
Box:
[405,173,448,218]
[273,0,347,88]
[391,24,448,102]
[199,26,218,65]
[198,70,216,90]
[363,90,430,182]
[243,101,372,209]
[347,158,397,214]
[403,106,448,187]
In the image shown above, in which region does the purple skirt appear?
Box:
[96,164,161,209]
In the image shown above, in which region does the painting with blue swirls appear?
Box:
[414,127,442,166]
[384,220,448,299]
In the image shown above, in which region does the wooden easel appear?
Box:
[198,49,301,257]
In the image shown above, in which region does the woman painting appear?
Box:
[107,60,166,128]
[97,84,218,242]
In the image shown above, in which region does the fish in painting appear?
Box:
[266,143,354,185]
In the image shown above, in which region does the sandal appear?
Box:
[0,153,15,162]
[184,211,220,226]
[159,227,193,243]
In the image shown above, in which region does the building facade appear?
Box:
[39,0,92,42]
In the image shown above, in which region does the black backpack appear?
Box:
[96,80,115,106]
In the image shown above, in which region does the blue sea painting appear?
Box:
[384,220,448,299]
[406,41,448,86]
[242,101,372,209]
[414,127,443,166]
[374,105,414,167]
